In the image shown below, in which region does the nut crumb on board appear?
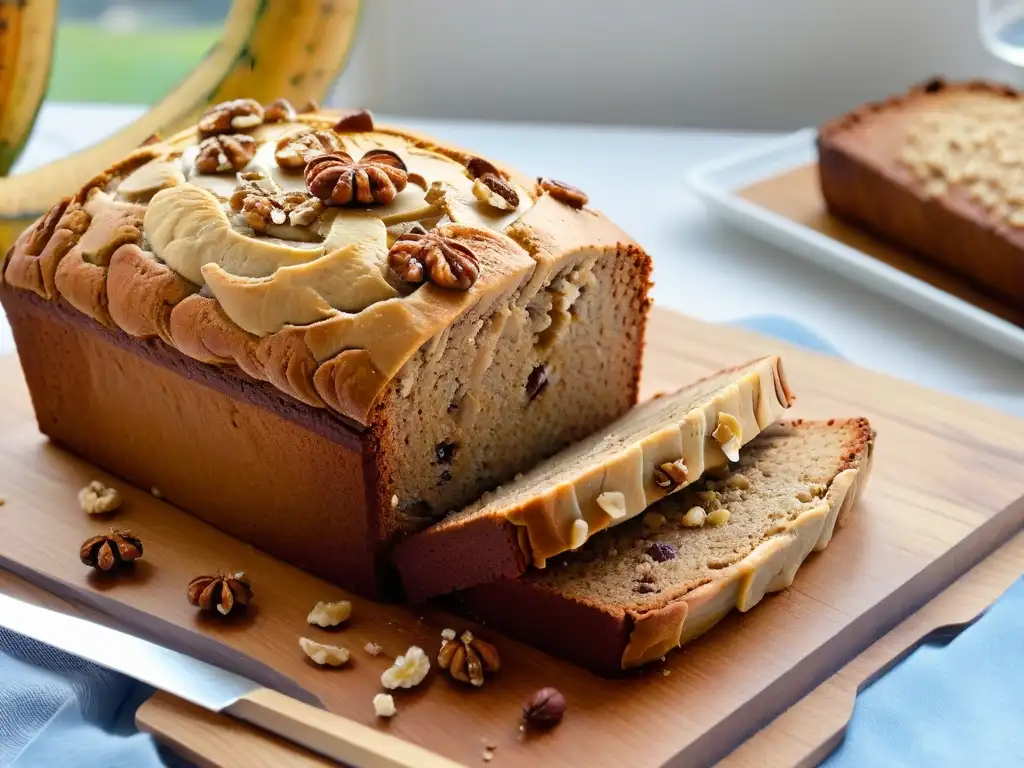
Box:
[299,637,351,667]
[307,599,352,627]
[78,481,122,516]
[373,693,397,718]
[381,646,430,689]
[364,641,384,657]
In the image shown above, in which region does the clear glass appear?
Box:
[979,0,1024,66]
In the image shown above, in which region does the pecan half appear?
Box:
[438,630,500,687]
[194,134,258,174]
[275,129,345,171]
[198,98,264,136]
[80,529,143,571]
[473,173,519,211]
[263,98,297,123]
[467,157,502,179]
[332,108,374,132]
[187,572,252,616]
[387,231,479,291]
[305,149,408,206]
[538,177,588,208]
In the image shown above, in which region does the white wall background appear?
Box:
[331,0,1018,129]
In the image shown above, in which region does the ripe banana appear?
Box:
[0,0,59,175]
[0,0,361,251]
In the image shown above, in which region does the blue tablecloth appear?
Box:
[1,316,1021,768]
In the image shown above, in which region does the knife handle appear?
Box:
[227,688,465,768]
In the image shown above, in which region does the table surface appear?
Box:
[3,103,1022,417]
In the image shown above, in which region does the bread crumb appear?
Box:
[662,669,671,677]
[364,641,384,657]
[78,481,122,516]
[150,487,163,498]
[307,600,352,627]
[483,748,495,762]
[381,646,430,689]
[373,693,397,718]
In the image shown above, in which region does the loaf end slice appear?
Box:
[394,356,793,602]
[818,77,1024,307]
[457,418,875,675]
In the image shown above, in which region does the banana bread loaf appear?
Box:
[456,418,875,674]
[1,100,652,597]
[394,357,793,601]
[818,78,1024,308]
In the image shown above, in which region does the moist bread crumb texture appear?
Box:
[818,78,1024,307]
[394,356,793,601]
[1,103,652,597]
[458,418,875,673]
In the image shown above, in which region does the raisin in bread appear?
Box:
[818,78,1024,308]
[457,419,874,674]
[394,357,793,601]
[1,101,652,597]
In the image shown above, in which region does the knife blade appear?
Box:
[0,593,462,768]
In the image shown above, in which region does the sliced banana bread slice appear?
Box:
[394,357,793,601]
[456,418,875,675]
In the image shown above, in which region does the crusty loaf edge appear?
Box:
[510,356,794,567]
[619,418,875,668]
[817,78,1024,307]
[2,116,647,428]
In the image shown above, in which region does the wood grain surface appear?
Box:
[738,163,1024,329]
[1,306,1023,767]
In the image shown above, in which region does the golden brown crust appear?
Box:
[818,77,1024,307]
[2,109,646,430]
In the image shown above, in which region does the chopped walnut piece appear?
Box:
[78,480,122,516]
[538,177,588,208]
[332,108,374,132]
[300,637,351,667]
[387,231,480,291]
[381,646,430,689]
[263,98,297,123]
[569,518,589,549]
[194,134,258,174]
[305,150,408,205]
[307,600,352,627]
[438,630,501,687]
[713,414,742,462]
[274,129,345,171]
[230,175,323,231]
[186,572,252,616]
[653,459,689,489]
[596,491,627,520]
[198,98,264,136]
[472,173,519,210]
[80,530,143,571]
[364,641,384,657]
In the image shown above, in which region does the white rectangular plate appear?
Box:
[686,128,1024,363]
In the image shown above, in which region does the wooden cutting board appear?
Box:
[1,306,1023,767]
